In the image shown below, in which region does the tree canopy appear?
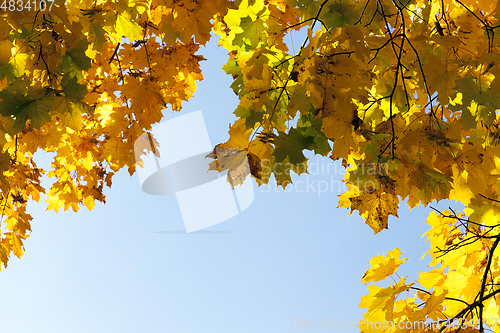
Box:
[2,0,500,331]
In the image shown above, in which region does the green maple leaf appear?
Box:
[0,74,92,133]
[91,23,107,51]
[299,116,331,156]
[451,75,500,129]
[320,1,358,30]
[0,87,55,132]
[234,106,263,129]
[63,75,88,101]
[53,76,93,129]
[274,128,315,165]
[222,59,244,95]
[233,16,267,49]
[19,97,54,130]
[60,39,92,79]
[53,96,92,130]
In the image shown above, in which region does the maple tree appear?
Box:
[2,0,500,330]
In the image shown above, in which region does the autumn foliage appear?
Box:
[2,0,500,331]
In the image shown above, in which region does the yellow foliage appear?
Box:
[362,248,407,283]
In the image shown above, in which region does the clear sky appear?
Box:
[0,34,460,332]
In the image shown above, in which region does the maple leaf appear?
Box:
[233,16,267,49]
[59,39,92,79]
[0,86,55,132]
[114,10,143,41]
[361,248,407,283]
[418,268,446,290]
[341,185,399,234]
[273,128,315,166]
[320,1,358,30]
[359,278,412,322]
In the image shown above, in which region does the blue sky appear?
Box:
[0,35,459,332]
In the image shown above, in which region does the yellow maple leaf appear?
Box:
[45,195,65,213]
[350,190,399,234]
[359,278,412,322]
[418,268,446,290]
[362,248,407,283]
